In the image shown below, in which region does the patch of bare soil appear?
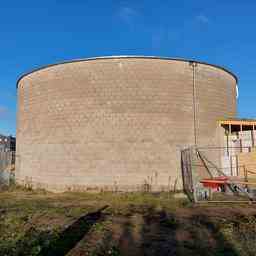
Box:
[67,205,256,256]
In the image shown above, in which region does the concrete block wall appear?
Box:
[16,57,237,192]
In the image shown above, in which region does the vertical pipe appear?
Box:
[252,125,255,148]
[190,62,198,146]
[240,124,243,153]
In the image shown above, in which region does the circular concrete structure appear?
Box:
[16,56,237,192]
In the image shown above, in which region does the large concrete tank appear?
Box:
[16,56,237,192]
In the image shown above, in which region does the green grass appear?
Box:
[0,187,256,255]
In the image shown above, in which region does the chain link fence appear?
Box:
[0,151,15,186]
[181,146,256,203]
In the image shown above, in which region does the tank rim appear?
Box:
[16,55,238,88]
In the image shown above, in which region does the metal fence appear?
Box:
[181,148,194,201]
[181,146,256,203]
[0,151,15,186]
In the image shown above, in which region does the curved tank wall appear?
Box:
[16,56,237,192]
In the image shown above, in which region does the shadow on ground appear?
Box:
[4,204,255,256]
[81,206,241,256]
[38,205,109,256]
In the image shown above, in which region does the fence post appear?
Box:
[190,146,198,203]
[244,165,248,182]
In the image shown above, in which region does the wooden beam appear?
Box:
[198,201,253,204]
[230,156,233,176]
[219,120,256,126]
[200,179,256,186]
[236,156,239,176]
[229,181,256,185]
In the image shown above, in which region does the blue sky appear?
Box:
[1,0,256,135]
